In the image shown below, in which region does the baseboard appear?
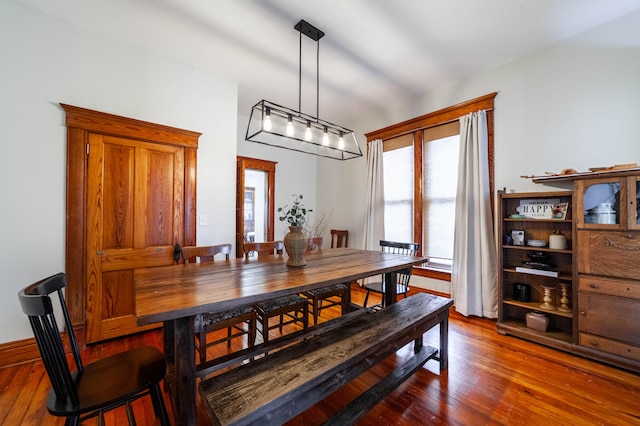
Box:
[0,323,85,368]
[0,337,41,368]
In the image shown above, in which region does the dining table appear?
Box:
[134,247,426,426]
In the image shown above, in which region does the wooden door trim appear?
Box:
[63,104,199,331]
[236,157,276,258]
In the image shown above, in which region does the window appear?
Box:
[422,134,459,270]
[383,143,413,243]
[367,93,496,281]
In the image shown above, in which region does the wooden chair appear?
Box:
[305,236,323,253]
[18,273,170,425]
[244,241,309,343]
[242,240,284,260]
[330,229,349,248]
[182,244,257,363]
[363,240,420,308]
[301,237,350,325]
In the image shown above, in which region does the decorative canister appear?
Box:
[594,202,616,224]
[548,231,567,250]
[526,311,549,332]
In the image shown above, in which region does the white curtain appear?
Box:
[363,139,385,251]
[451,110,498,318]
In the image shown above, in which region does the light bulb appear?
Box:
[322,127,329,146]
[338,132,345,150]
[263,107,272,131]
[304,121,312,141]
[286,115,294,136]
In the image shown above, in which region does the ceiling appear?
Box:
[18,0,640,126]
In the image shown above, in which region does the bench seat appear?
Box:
[199,292,453,425]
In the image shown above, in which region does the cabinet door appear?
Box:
[577,231,640,280]
[630,176,640,230]
[575,177,631,229]
[86,134,185,343]
[578,292,640,346]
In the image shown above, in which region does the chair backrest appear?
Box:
[330,229,348,248]
[243,241,284,261]
[306,237,323,253]
[18,273,83,407]
[182,244,232,264]
[380,240,420,288]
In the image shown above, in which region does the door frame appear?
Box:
[236,157,276,258]
[63,104,199,331]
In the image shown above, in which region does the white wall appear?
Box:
[320,10,640,293]
[237,114,318,241]
[0,2,237,343]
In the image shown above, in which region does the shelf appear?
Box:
[531,167,640,183]
[497,320,574,345]
[503,218,572,223]
[503,245,572,254]
[503,268,572,281]
[503,298,573,318]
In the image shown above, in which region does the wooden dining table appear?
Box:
[134,247,426,426]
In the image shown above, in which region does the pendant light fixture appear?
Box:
[245,20,362,160]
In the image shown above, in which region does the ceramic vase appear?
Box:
[284,225,307,267]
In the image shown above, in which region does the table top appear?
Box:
[134,247,425,325]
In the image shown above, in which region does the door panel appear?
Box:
[86,134,185,343]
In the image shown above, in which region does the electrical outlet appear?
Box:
[199,215,208,226]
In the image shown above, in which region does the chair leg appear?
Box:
[125,401,135,425]
[363,289,370,307]
[262,315,270,344]
[65,416,79,426]
[248,317,256,347]
[150,383,171,426]
[313,298,320,325]
[199,329,207,363]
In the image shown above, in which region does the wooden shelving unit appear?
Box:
[497,190,575,350]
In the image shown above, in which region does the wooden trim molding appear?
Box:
[61,104,201,148]
[365,92,497,142]
[0,324,85,368]
[0,337,40,368]
[235,157,277,258]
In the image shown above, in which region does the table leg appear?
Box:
[439,316,449,371]
[173,316,196,426]
[383,271,398,307]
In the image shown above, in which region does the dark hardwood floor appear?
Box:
[2,287,639,425]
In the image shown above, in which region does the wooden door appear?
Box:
[85,134,185,342]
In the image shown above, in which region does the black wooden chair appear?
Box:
[244,241,309,343]
[301,237,350,325]
[182,244,257,363]
[363,240,420,308]
[17,272,170,426]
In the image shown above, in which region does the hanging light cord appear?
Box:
[297,24,321,121]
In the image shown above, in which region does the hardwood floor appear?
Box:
[2,288,639,425]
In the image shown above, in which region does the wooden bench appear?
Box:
[199,292,453,425]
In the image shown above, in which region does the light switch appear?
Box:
[199,215,208,226]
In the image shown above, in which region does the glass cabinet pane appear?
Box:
[635,178,640,226]
[583,182,620,225]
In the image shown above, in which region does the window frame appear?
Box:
[365,93,496,281]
